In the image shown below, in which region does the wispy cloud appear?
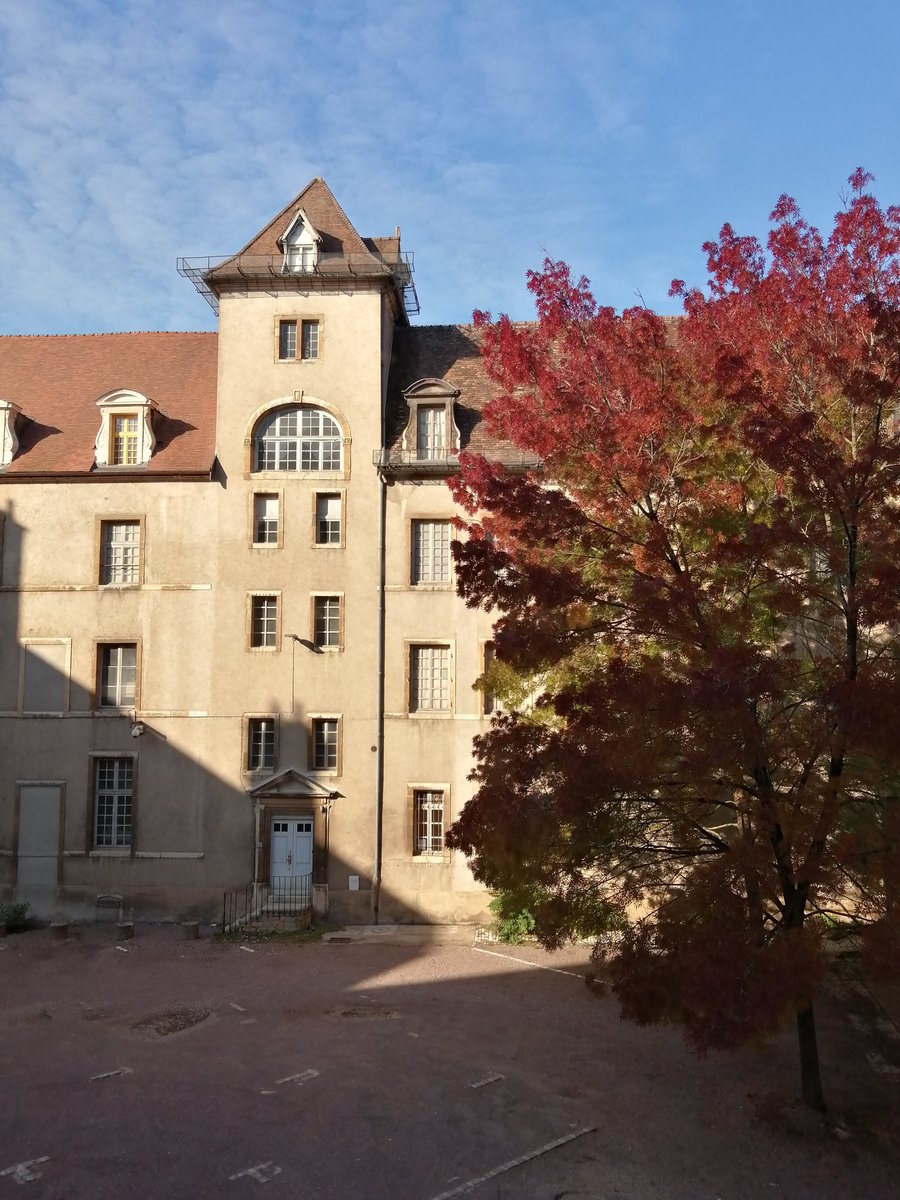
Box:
[1,1,900,333]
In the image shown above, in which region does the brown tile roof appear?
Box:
[215,177,378,268]
[0,332,218,477]
[385,324,535,465]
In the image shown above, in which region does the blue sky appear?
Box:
[2,0,899,334]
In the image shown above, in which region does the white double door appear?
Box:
[270,816,313,886]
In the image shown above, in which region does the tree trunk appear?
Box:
[796,1005,827,1112]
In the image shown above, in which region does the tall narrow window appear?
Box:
[312,718,339,771]
[247,718,276,771]
[111,415,139,466]
[313,596,341,649]
[416,406,445,460]
[278,320,297,360]
[251,596,278,648]
[409,645,451,712]
[482,641,498,715]
[413,790,445,855]
[94,757,133,848]
[411,519,451,584]
[101,520,141,584]
[98,644,137,708]
[253,494,279,545]
[315,493,341,544]
[301,320,319,360]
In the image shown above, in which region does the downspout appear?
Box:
[372,294,391,925]
[373,446,387,925]
[252,800,261,910]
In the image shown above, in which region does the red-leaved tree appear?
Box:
[447,171,900,1111]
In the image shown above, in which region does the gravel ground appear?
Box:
[0,924,897,1199]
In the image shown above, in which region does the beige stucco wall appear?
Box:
[0,277,496,925]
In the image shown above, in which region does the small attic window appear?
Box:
[94,390,157,469]
[0,399,23,469]
[280,208,322,274]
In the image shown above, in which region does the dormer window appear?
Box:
[94,390,156,469]
[280,207,322,274]
[0,399,23,469]
[400,379,461,469]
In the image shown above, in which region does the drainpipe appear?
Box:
[373,293,393,925]
[373,466,387,924]
[253,800,261,911]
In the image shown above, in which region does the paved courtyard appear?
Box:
[0,924,898,1199]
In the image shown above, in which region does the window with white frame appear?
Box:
[411,519,451,584]
[101,520,141,584]
[413,789,445,855]
[278,320,297,360]
[409,644,451,712]
[278,319,319,361]
[247,717,276,771]
[94,757,133,848]
[253,494,280,545]
[251,596,278,648]
[416,405,446,460]
[111,414,139,466]
[313,596,341,649]
[311,717,339,771]
[254,406,342,472]
[315,493,342,545]
[94,390,156,469]
[97,644,136,708]
[301,320,319,360]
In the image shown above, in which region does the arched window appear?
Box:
[254,406,342,472]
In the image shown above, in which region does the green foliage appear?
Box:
[0,902,30,932]
[489,892,536,943]
[489,885,624,946]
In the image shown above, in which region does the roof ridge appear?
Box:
[311,177,370,255]
[227,178,319,260]
[0,331,215,340]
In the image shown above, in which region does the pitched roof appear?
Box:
[220,177,377,265]
[0,333,218,477]
[385,324,535,465]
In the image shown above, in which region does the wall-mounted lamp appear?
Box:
[130,720,145,738]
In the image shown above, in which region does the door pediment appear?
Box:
[248,768,342,801]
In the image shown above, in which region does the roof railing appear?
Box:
[177,250,419,317]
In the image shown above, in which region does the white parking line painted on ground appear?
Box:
[275,1069,319,1086]
[470,1072,504,1089]
[424,1127,597,1200]
[89,1067,133,1082]
[229,1002,247,1012]
[471,946,584,978]
[239,946,255,953]
[228,1162,282,1183]
[0,1157,49,1184]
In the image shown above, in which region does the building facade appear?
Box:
[0,179,523,924]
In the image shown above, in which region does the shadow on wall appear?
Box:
[0,506,425,927]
